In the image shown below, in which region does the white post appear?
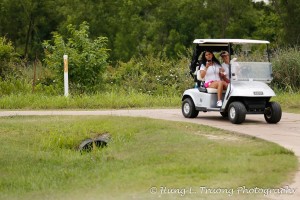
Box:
[63,55,69,97]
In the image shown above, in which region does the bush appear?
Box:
[272,48,300,91]
[0,36,19,79]
[0,75,32,96]
[43,22,109,94]
[106,54,192,95]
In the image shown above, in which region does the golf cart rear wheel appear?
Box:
[228,102,246,124]
[182,98,199,118]
[264,102,282,124]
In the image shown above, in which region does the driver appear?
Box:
[220,51,240,81]
[199,50,227,107]
[220,51,230,83]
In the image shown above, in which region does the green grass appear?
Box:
[272,91,300,114]
[0,116,297,200]
[0,92,179,109]
[0,91,300,114]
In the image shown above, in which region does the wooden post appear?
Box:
[63,55,69,97]
[32,55,37,93]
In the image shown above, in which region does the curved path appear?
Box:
[1,109,299,199]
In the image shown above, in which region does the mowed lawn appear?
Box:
[0,116,297,200]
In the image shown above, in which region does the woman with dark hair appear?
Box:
[199,50,227,107]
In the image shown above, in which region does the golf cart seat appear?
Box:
[196,69,226,93]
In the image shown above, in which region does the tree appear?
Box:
[0,0,293,64]
[271,0,300,45]
[252,2,282,44]
[0,36,18,79]
[0,0,61,59]
[43,22,109,93]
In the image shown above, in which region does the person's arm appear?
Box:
[200,61,211,79]
[219,67,229,83]
[222,75,230,83]
[200,68,207,79]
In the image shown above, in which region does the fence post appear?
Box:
[63,55,69,97]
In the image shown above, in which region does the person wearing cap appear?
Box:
[220,51,230,83]
[220,51,240,81]
[199,50,228,107]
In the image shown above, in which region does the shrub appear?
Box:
[106,54,192,95]
[0,75,32,96]
[272,47,300,91]
[43,22,109,94]
[0,36,19,79]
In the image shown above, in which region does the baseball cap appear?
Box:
[220,51,229,57]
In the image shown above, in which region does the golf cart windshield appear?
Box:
[231,62,273,83]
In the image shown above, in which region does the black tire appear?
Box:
[228,102,246,124]
[78,138,93,152]
[220,112,228,118]
[264,102,282,124]
[182,98,199,118]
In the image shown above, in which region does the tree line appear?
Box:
[1,0,300,95]
[0,0,299,63]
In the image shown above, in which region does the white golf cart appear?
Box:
[182,39,282,124]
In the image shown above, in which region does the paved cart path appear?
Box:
[1,109,300,200]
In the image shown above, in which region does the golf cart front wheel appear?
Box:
[182,98,199,118]
[264,102,282,124]
[228,102,246,124]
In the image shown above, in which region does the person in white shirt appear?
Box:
[199,50,227,107]
[220,51,240,81]
[220,51,230,83]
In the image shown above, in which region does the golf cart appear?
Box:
[182,39,282,124]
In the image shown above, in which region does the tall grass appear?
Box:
[0,92,180,109]
[106,54,192,96]
[272,90,300,113]
[0,91,300,113]
[272,47,300,91]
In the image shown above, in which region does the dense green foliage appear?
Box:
[0,0,299,62]
[106,55,191,95]
[271,0,300,45]
[272,48,300,91]
[1,44,300,96]
[43,22,109,93]
[0,36,18,79]
[1,0,300,95]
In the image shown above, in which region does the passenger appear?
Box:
[199,50,227,107]
[221,51,240,81]
[220,51,230,83]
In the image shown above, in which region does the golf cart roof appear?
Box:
[192,39,270,53]
[193,39,270,44]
